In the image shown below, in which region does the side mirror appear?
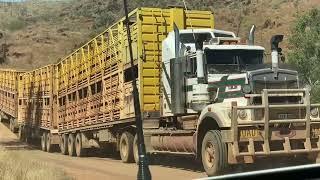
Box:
[184,56,196,77]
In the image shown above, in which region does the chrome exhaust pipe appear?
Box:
[248,25,256,45]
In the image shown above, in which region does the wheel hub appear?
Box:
[121,139,128,157]
[205,141,215,168]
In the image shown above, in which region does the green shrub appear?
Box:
[288,8,320,102]
[6,18,26,32]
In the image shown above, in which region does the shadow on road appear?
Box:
[144,154,312,176]
[0,140,32,150]
[149,154,204,173]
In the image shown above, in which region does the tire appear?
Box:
[119,131,134,163]
[18,126,25,141]
[41,132,47,151]
[10,119,17,133]
[9,119,13,132]
[46,133,53,153]
[201,130,227,176]
[68,134,76,156]
[133,134,139,164]
[60,134,68,155]
[75,133,86,157]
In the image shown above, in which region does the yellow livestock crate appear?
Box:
[0,69,24,119]
[57,7,214,130]
[18,65,57,129]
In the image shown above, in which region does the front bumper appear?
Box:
[224,89,320,157]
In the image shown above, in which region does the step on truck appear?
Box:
[12,6,320,176]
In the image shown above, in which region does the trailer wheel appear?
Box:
[9,118,17,133]
[120,131,134,163]
[9,119,14,132]
[18,125,25,141]
[201,130,227,176]
[60,134,68,155]
[75,133,86,157]
[68,134,76,156]
[46,133,53,153]
[133,134,139,164]
[41,132,47,151]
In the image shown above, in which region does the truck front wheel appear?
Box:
[201,130,227,176]
[119,131,134,163]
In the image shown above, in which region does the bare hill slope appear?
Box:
[0,0,319,70]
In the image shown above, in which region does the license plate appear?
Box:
[278,113,290,119]
[312,128,320,138]
[240,129,259,138]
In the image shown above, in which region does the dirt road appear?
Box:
[0,122,312,180]
[0,123,206,180]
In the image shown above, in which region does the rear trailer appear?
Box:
[17,64,59,151]
[0,69,24,132]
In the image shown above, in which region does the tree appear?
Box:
[288,8,320,102]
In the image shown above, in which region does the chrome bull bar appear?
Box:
[230,88,320,156]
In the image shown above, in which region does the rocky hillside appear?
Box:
[0,0,319,70]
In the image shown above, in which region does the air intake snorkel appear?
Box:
[270,35,284,79]
[195,34,207,83]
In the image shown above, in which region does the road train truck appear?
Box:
[13,7,320,176]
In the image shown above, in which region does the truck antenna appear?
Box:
[122,0,152,180]
[182,0,196,42]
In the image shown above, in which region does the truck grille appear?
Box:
[253,81,298,94]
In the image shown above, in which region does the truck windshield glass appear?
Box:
[180,33,212,44]
[205,49,263,73]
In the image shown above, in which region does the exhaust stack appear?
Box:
[248,25,256,45]
[270,35,284,71]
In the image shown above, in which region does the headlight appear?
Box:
[238,110,247,120]
[242,84,252,94]
[311,108,319,117]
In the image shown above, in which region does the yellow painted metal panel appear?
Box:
[144,103,160,111]
[143,95,160,103]
[143,87,160,95]
[143,62,161,68]
[142,69,160,77]
[138,7,214,113]
[142,78,160,85]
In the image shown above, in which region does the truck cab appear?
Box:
[158,27,320,176]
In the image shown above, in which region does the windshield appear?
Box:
[180,33,212,44]
[205,49,264,73]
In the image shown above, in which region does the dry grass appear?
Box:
[0,147,72,180]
